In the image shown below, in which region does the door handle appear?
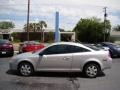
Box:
[63,57,70,60]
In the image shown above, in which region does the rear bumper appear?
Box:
[102,58,112,70]
[0,50,14,56]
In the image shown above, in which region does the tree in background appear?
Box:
[73,17,111,43]
[36,21,47,31]
[23,20,47,42]
[114,25,120,31]
[59,28,65,32]
[0,21,15,29]
[24,20,47,32]
[24,21,47,32]
[24,23,38,32]
[103,20,111,41]
[37,21,47,42]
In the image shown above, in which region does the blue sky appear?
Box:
[0,0,120,30]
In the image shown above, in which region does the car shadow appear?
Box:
[6,70,105,78]
[7,70,20,76]
[0,55,12,58]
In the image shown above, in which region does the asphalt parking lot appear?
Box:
[0,56,120,90]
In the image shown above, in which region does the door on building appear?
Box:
[3,34,10,40]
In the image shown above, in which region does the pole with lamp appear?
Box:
[103,7,107,42]
[26,0,30,41]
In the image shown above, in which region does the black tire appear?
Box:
[18,62,34,76]
[84,63,100,78]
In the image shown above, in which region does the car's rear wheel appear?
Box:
[18,62,34,76]
[84,63,100,78]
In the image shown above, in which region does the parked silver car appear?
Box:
[9,42,112,78]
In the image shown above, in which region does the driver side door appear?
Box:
[38,45,73,71]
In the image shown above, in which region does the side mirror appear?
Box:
[39,52,44,56]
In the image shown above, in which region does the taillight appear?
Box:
[9,44,13,47]
[108,51,111,58]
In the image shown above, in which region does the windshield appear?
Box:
[111,43,120,48]
[84,44,101,51]
[32,47,46,54]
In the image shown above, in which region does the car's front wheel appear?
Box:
[18,62,34,76]
[84,63,100,78]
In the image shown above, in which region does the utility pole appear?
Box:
[42,29,45,43]
[27,0,30,41]
[103,7,107,42]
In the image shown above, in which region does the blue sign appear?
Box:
[55,12,60,42]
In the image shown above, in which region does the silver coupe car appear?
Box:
[9,42,112,78]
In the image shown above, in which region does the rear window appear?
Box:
[84,44,101,51]
[68,45,90,53]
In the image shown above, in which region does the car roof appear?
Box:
[50,42,82,46]
[34,42,95,54]
[102,42,113,44]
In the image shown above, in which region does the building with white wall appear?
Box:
[0,28,76,42]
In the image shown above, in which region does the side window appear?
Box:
[43,46,57,55]
[43,45,68,55]
[68,45,90,53]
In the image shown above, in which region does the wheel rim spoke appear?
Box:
[20,64,31,75]
[86,65,98,77]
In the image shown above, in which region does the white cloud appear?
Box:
[109,15,120,26]
[0,0,120,30]
[0,19,11,22]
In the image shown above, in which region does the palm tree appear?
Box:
[29,23,34,32]
[37,21,47,42]
[32,23,37,32]
[24,23,37,32]
[37,21,47,31]
[23,21,47,42]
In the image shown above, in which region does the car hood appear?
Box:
[12,52,38,60]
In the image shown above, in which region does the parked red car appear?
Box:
[19,41,45,53]
[0,39,14,56]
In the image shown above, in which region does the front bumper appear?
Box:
[9,61,18,71]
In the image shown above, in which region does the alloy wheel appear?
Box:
[19,62,33,76]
